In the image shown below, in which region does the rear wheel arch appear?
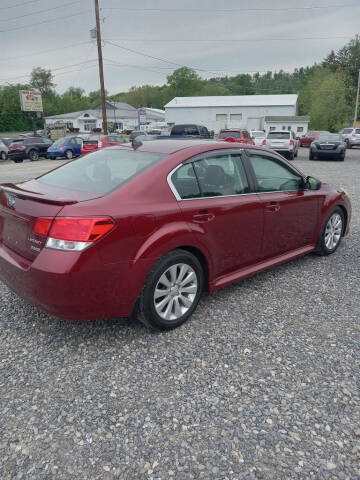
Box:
[174,245,210,290]
[336,205,348,235]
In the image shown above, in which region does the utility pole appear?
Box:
[94,0,107,134]
[353,69,360,127]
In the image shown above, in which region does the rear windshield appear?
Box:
[38,149,165,194]
[342,128,353,134]
[355,129,360,134]
[252,131,265,137]
[318,134,342,142]
[267,132,290,139]
[171,125,199,135]
[218,131,241,139]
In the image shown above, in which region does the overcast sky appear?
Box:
[0,0,359,95]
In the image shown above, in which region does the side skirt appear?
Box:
[210,245,315,292]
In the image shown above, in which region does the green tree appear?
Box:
[166,67,203,97]
[298,67,353,131]
[30,67,55,96]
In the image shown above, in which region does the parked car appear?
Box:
[250,130,266,146]
[341,127,360,148]
[217,129,254,144]
[300,131,330,147]
[1,138,16,148]
[46,136,83,159]
[170,124,211,138]
[0,140,351,329]
[262,130,298,159]
[81,134,126,155]
[309,133,346,161]
[7,137,53,163]
[0,140,8,160]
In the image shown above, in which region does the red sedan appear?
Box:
[0,140,351,329]
[81,134,126,155]
[217,129,254,144]
[300,131,329,147]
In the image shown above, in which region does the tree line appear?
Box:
[0,36,359,132]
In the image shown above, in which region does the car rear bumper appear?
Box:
[349,138,360,145]
[313,149,344,158]
[8,152,27,160]
[0,242,152,320]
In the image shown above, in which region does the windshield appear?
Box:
[267,132,290,139]
[218,131,241,139]
[38,149,165,194]
[318,134,342,142]
[252,131,265,138]
[51,137,67,147]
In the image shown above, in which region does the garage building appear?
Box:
[165,94,308,134]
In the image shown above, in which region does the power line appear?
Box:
[0,0,42,10]
[102,3,360,13]
[0,0,84,22]
[0,9,89,33]
[104,35,355,43]
[0,41,91,63]
[104,40,221,76]
[0,60,97,83]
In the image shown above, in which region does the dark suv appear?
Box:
[7,137,53,163]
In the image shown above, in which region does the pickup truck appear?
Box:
[157,124,213,139]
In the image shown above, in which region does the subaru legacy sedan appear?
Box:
[0,140,351,330]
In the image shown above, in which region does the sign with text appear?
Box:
[138,108,147,129]
[19,90,43,112]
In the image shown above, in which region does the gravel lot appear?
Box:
[1,148,359,479]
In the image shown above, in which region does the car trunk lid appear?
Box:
[82,140,99,155]
[0,181,103,261]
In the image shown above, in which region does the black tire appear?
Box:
[49,156,56,160]
[288,151,295,160]
[339,154,345,162]
[0,151,7,160]
[348,143,352,149]
[65,150,73,160]
[28,149,39,161]
[309,151,314,160]
[13,159,23,163]
[294,149,298,158]
[315,207,345,256]
[137,249,204,330]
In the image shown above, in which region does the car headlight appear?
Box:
[340,189,350,198]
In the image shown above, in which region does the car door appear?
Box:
[169,150,264,277]
[41,138,53,154]
[74,137,83,155]
[245,150,320,259]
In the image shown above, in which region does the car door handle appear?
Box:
[193,211,215,223]
[265,201,280,212]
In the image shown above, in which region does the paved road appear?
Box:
[1,148,359,479]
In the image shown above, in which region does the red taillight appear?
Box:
[33,217,114,242]
[49,217,114,242]
[352,133,356,137]
[290,139,294,145]
[59,146,65,151]
[262,139,266,145]
[33,217,53,236]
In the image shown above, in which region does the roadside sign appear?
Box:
[138,108,147,129]
[19,90,43,112]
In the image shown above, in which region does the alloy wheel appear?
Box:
[153,263,198,321]
[324,213,342,250]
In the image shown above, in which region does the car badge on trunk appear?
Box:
[7,195,16,207]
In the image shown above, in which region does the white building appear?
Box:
[45,101,165,132]
[165,94,308,134]
[264,115,310,135]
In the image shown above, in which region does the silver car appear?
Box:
[263,130,298,160]
[341,127,360,148]
[250,130,266,146]
[0,140,8,161]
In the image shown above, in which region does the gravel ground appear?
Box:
[0,148,359,479]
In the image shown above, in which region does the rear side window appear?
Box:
[39,149,165,194]
[267,132,290,139]
[355,129,360,134]
[171,154,249,199]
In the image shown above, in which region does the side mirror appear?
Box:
[304,176,322,190]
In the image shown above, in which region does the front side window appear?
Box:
[248,154,303,192]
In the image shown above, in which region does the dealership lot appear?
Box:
[0,148,359,479]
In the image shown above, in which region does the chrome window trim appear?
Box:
[166,162,302,202]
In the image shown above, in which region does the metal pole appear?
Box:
[94,0,107,134]
[353,69,360,127]
[31,113,36,136]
